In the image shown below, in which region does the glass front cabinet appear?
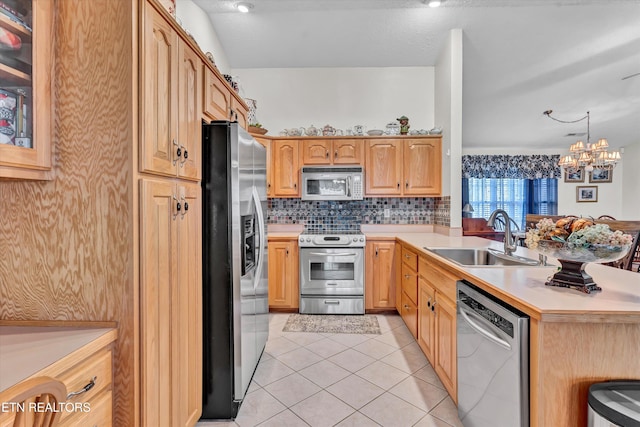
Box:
[0,0,53,179]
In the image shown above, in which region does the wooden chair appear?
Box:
[597,215,617,220]
[0,376,67,427]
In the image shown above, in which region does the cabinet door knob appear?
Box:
[404,304,409,310]
[397,182,400,189]
[404,274,410,279]
[375,248,378,257]
[334,151,338,158]
[405,181,409,189]
[326,151,329,158]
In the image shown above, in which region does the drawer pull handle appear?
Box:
[67,376,97,399]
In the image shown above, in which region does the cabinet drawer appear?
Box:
[57,349,112,423]
[60,390,112,427]
[401,263,418,305]
[400,291,418,339]
[401,247,418,270]
[419,257,458,302]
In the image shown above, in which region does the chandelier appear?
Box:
[543,110,621,172]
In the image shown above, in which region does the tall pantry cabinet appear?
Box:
[140,1,202,426]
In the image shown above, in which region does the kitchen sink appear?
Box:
[424,247,542,267]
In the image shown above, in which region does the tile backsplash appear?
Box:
[268,196,450,232]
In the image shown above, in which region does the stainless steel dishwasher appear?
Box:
[456,280,529,427]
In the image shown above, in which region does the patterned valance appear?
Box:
[462,155,561,179]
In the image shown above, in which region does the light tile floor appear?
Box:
[198,313,464,427]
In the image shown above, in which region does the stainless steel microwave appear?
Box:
[301,166,364,201]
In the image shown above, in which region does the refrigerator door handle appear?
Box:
[251,186,266,292]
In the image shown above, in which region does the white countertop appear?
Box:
[388,232,640,318]
[0,326,115,392]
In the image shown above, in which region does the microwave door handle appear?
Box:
[346,176,351,197]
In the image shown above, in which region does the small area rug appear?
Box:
[282,314,381,334]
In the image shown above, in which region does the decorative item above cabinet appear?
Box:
[0,0,54,180]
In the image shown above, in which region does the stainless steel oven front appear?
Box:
[298,234,365,314]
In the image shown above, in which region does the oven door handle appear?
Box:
[458,305,511,350]
[308,252,358,257]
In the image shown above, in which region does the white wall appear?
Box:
[230,67,435,134]
[435,29,463,228]
[621,141,640,219]
[176,0,231,74]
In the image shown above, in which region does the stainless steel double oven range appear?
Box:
[298,230,365,314]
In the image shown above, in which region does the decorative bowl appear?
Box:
[532,240,630,294]
[535,240,630,264]
[367,130,384,136]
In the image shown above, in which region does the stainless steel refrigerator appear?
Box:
[201,121,268,420]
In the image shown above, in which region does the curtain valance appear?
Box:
[462,154,561,179]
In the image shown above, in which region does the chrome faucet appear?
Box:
[486,209,517,256]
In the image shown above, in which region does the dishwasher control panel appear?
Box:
[458,289,515,338]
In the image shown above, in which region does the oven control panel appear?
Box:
[299,234,366,248]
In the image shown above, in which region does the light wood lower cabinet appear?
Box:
[399,245,419,338]
[418,277,436,363]
[0,326,116,427]
[140,179,202,427]
[365,240,397,309]
[268,238,299,309]
[434,291,456,399]
[418,255,459,403]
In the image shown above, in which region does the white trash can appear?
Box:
[588,381,640,427]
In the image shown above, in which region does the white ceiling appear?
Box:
[192,0,640,150]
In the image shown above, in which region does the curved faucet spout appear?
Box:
[486,209,517,256]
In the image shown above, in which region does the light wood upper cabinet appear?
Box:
[254,136,273,197]
[0,1,54,180]
[231,97,248,129]
[365,240,396,310]
[365,139,403,195]
[177,41,202,181]
[302,139,331,165]
[202,66,230,121]
[141,4,177,178]
[301,139,363,165]
[403,139,441,195]
[272,139,299,197]
[333,139,363,164]
[140,178,202,426]
[141,3,201,181]
[365,137,442,196]
[268,239,299,309]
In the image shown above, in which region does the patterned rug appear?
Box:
[282,314,381,334]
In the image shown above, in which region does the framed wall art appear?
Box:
[589,169,612,183]
[576,186,598,203]
[564,168,585,183]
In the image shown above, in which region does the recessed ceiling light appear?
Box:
[422,0,445,7]
[235,2,253,13]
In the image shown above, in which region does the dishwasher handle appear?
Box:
[459,305,511,350]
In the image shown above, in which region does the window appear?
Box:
[465,178,557,229]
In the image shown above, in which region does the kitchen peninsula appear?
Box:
[378,230,640,427]
[269,225,640,427]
